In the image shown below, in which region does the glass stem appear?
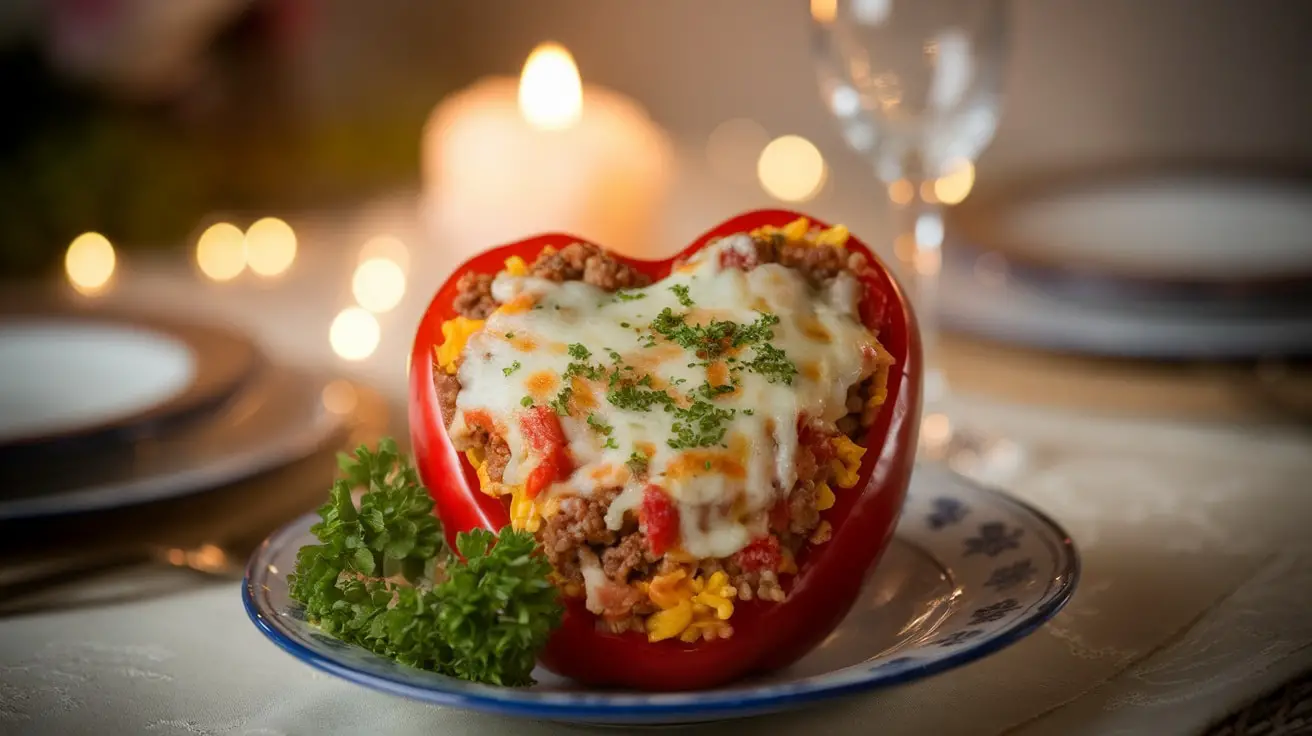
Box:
[891,180,947,409]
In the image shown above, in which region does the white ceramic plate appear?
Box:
[244,464,1079,725]
[0,366,345,521]
[0,320,196,444]
[952,175,1312,282]
[939,243,1312,359]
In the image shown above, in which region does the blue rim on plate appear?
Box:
[243,464,1079,724]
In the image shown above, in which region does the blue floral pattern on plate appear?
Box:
[242,463,1079,725]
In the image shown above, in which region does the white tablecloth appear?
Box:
[3,166,1311,734]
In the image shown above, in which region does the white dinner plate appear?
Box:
[0,366,345,521]
[0,320,195,444]
[244,464,1079,725]
[0,313,261,452]
[938,242,1312,359]
[951,173,1312,282]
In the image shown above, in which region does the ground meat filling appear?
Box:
[440,230,884,633]
[530,242,652,291]
[453,271,497,319]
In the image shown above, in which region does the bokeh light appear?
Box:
[358,235,410,272]
[518,42,582,131]
[934,159,976,205]
[245,217,298,277]
[321,379,359,415]
[706,118,770,185]
[888,179,915,206]
[352,257,407,313]
[757,135,827,202]
[65,232,115,295]
[196,222,247,281]
[810,0,837,23]
[329,307,380,361]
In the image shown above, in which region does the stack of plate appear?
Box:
[0,306,350,523]
[942,171,1312,360]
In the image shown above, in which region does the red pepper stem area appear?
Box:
[410,209,922,690]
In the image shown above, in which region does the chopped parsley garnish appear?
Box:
[668,400,736,450]
[669,283,695,308]
[704,460,712,470]
[505,331,516,339]
[626,451,649,476]
[613,289,647,302]
[743,408,755,416]
[620,321,630,328]
[586,413,613,436]
[502,361,522,377]
[548,387,573,416]
[695,381,736,400]
[733,312,781,347]
[603,437,619,450]
[743,343,798,385]
[567,343,592,360]
[606,384,676,413]
[520,395,534,407]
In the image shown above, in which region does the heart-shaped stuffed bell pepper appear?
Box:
[410,209,921,691]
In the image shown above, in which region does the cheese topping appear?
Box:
[449,234,885,559]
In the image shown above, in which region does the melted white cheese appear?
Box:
[451,236,880,559]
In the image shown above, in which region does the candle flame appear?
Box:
[519,42,583,131]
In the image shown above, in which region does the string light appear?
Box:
[245,217,297,277]
[196,222,246,281]
[64,232,115,295]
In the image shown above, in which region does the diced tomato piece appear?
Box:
[719,247,758,271]
[640,485,680,557]
[737,535,782,572]
[518,406,572,498]
[464,409,496,434]
[797,415,835,468]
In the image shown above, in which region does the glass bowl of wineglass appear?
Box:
[811,0,1022,482]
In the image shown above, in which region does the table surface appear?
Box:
[3,158,1311,736]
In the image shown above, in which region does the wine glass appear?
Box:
[810,0,1023,482]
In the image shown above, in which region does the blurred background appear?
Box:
[2,0,1312,596]
[4,0,1312,275]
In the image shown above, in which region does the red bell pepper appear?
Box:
[410,209,921,691]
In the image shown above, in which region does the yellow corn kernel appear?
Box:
[437,317,484,374]
[810,520,833,545]
[647,600,694,642]
[693,590,735,620]
[648,570,690,609]
[816,224,850,247]
[815,482,836,511]
[504,255,529,276]
[781,217,810,242]
[829,459,857,490]
[830,435,866,489]
[509,486,540,532]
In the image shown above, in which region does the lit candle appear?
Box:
[421,43,672,263]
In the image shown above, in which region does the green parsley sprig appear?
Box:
[287,439,562,686]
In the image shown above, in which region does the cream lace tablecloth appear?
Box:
[3,179,1310,735]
